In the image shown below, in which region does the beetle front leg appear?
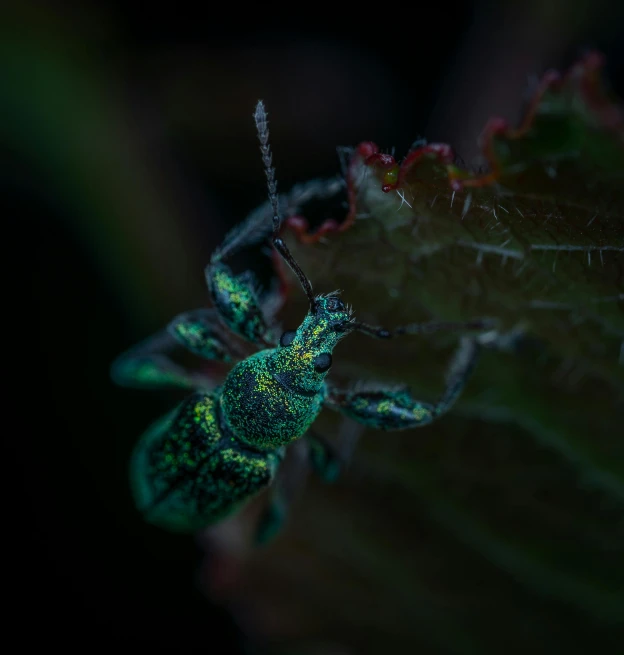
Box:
[205,263,279,347]
[325,337,480,430]
[349,317,498,339]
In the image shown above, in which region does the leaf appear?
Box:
[280,51,624,495]
[212,53,624,652]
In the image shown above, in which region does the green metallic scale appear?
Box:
[112,101,508,542]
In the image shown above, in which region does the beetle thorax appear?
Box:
[219,350,325,450]
[219,295,352,450]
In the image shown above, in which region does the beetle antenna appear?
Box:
[254,100,317,313]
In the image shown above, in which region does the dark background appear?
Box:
[6,1,624,651]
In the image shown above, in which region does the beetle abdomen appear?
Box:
[130,391,279,532]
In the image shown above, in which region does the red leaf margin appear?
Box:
[284,51,624,247]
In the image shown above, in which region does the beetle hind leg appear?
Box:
[254,441,309,546]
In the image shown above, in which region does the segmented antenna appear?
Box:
[254,100,317,312]
[254,101,280,232]
[210,101,292,265]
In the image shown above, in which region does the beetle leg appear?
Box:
[110,310,238,389]
[205,263,280,347]
[305,432,343,483]
[305,418,362,483]
[254,442,308,546]
[167,307,246,360]
[349,317,499,339]
[325,337,480,430]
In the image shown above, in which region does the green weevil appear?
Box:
[112,101,508,543]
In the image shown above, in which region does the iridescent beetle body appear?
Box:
[131,297,350,532]
[113,101,510,542]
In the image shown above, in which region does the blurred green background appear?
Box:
[7,1,624,651]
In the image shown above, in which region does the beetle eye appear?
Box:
[326,297,344,312]
[313,352,332,373]
[280,330,297,347]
